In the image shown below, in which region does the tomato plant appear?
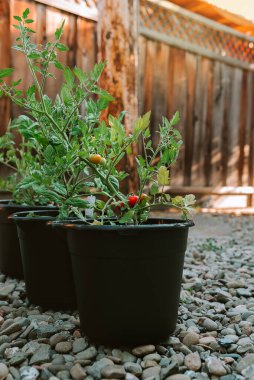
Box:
[0,8,195,223]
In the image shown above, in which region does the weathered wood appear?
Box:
[44,7,69,100]
[165,185,254,195]
[184,52,196,186]
[76,17,97,73]
[150,42,169,147]
[203,59,214,186]
[211,61,223,186]
[238,70,248,186]
[170,48,187,186]
[97,0,139,192]
[32,0,98,21]
[0,0,11,135]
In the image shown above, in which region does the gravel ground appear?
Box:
[0,213,254,380]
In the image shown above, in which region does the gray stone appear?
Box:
[0,363,9,380]
[70,363,86,380]
[184,352,201,371]
[126,374,139,380]
[22,342,41,356]
[141,366,160,380]
[202,318,218,331]
[86,358,114,379]
[132,346,155,357]
[20,366,40,380]
[236,354,254,373]
[237,288,252,297]
[143,354,161,363]
[121,351,137,363]
[76,346,97,361]
[55,342,72,354]
[9,352,27,366]
[34,325,59,338]
[0,284,15,299]
[165,376,190,380]
[56,370,70,380]
[242,364,254,379]
[182,332,199,347]
[49,332,70,347]
[141,360,158,369]
[30,344,51,365]
[0,319,29,336]
[206,357,227,376]
[124,362,142,377]
[72,338,88,354]
[101,365,126,379]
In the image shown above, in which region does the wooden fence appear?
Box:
[1,0,254,195]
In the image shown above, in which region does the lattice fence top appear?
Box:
[140,0,254,69]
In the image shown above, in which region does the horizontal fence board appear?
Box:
[139,27,254,71]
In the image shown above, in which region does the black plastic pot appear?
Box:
[58,218,194,345]
[12,210,76,310]
[0,201,55,279]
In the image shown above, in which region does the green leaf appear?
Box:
[22,8,30,19]
[24,19,34,24]
[133,111,151,139]
[92,88,114,102]
[64,67,75,87]
[28,52,41,59]
[73,67,88,84]
[150,182,159,196]
[0,68,14,79]
[55,20,65,40]
[119,210,134,224]
[109,175,119,190]
[97,97,109,111]
[26,85,36,97]
[14,16,22,21]
[12,79,22,86]
[90,61,106,82]
[44,145,55,163]
[56,42,69,52]
[65,198,90,208]
[171,111,180,126]
[54,60,64,70]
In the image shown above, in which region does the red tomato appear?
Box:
[128,195,139,208]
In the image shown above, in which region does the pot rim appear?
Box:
[0,200,56,210]
[52,217,194,231]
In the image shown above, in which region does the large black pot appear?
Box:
[58,218,194,345]
[12,210,76,310]
[0,201,55,279]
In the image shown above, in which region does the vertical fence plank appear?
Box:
[184,52,197,186]
[238,70,248,186]
[170,48,187,186]
[211,61,223,186]
[76,17,97,73]
[204,59,214,186]
[44,7,69,99]
[150,42,169,147]
[227,68,242,186]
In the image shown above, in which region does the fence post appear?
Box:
[0,0,11,136]
[97,0,139,192]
